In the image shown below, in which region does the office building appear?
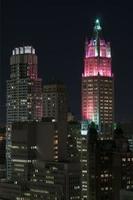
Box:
[6,46,43,178]
[0,162,81,200]
[81,123,133,200]
[81,19,114,134]
[67,120,81,162]
[80,120,90,199]
[30,161,81,200]
[43,82,67,122]
[0,120,81,200]
[37,119,67,162]
[7,46,43,123]
[10,119,67,183]
[10,122,37,183]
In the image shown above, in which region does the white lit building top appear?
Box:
[12,46,35,55]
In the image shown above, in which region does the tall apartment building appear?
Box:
[6,46,43,178]
[81,19,114,134]
[43,82,67,122]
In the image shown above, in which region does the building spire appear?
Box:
[93,19,102,57]
[94,19,102,32]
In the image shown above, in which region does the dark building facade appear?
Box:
[0,120,81,200]
[10,120,67,183]
[0,127,6,180]
[0,182,27,200]
[43,82,67,122]
[81,123,133,200]
[67,121,81,162]
[30,161,81,200]
[0,162,81,200]
[120,190,133,200]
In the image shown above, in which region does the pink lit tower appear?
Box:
[81,19,114,134]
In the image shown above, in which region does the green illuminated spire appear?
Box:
[93,18,102,40]
[93,18,102,57]
[94,18,102,32]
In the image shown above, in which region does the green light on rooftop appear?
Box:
[94,18,102,31]
[96,19,100,24]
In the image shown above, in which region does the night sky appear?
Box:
[1,0,133,123]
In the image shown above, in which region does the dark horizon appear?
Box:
[1,0,133,124]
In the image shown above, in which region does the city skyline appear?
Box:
[1,2,133,198]
[1,1,133,124]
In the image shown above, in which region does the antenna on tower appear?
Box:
[93,18,102,58]
[94,18,102,32]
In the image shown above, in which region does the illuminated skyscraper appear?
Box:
[6,46,43,178]
[81,19,114,134]
[7,46,43,123]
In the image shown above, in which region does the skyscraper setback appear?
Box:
[81,19,114,134]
